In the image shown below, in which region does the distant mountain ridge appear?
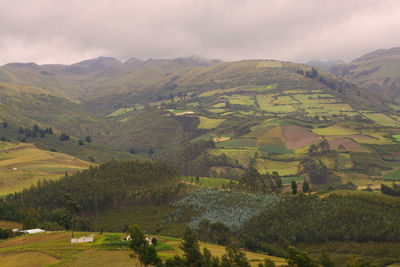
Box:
[305,59,346,71]
[331,47,400,102]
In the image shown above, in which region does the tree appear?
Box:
[263,258,276,267]
[180,227,203,267]
[23,216,39,230]
[308,144,317,154]
[65,193,80,238]
[78,140,84,146]
[286,246,318,267]
[165,256,186,267]
[291,181,297,195]
[203,247,220,267]
[129,225,161,266]
[138,244,161,266]
[85,135,91,143]
[220,244,250,267]
[318,251,335,267]
[347,257,373,267]
[298,158,329,184]
[318,139,330,152]
[302,180,311,194]
[130,225,147,251]
[60,133,70,141]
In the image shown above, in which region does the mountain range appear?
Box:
[1,48,400,193]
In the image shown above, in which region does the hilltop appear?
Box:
[331,47,400,103]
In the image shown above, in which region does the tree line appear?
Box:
[0,160,184,231]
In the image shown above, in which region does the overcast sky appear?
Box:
[1,0,400,65]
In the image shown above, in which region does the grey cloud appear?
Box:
[0,0,400,65]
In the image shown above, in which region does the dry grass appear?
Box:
[0,220,22,230]
[64,249,138,267]
[0,231,286,267]
[0,142,93,195]
[1,251,58,267]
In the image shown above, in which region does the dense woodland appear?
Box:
[0,160,186,230]
[173,188,400,258]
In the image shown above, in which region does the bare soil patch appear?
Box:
[0,232,68,248]
[328,138,369,152]
[281,125,319,149]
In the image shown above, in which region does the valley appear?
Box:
[1,50,400,266]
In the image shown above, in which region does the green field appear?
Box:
[383,169,400,180]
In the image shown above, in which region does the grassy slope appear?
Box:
[1,57,399,188]
[331,47,400,102]
[0,231,286,267]
[0,141,94,195]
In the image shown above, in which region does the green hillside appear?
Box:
[332,47,400,103]
[1,57,400,190]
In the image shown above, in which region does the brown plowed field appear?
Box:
[281,125,319,149]
[328,138,369,152]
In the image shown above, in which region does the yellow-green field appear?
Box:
[0,142,93,195]
[312,125,357,136]
[362,113,400,127]
[106,107,135,117]
[197,117,225,129]
[0,231,286,267]
[255,158,299,176]
[226,94,255,106]
[209,148,257,167]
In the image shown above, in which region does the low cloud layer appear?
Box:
[1,0,400,65]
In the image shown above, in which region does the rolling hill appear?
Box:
[0,141,94,195]
[1,56,400,190]
[331,47,400,103]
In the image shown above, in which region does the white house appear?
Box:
[20,228,45,234]
[71,235,94,244]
